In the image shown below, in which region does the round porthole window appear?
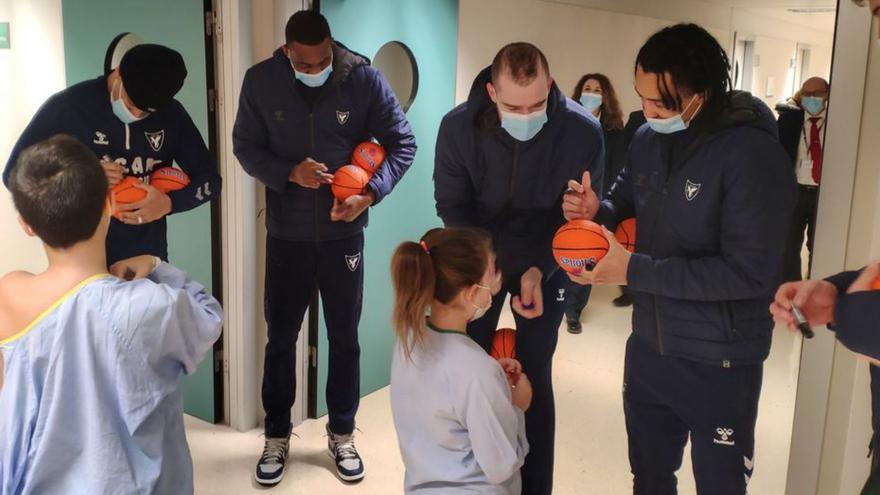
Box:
[373,41,419,113]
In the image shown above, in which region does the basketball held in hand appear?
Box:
[110,177,146,220]
[150,167,190,193]
[552,220,609,274]
[490,328,516,360]
[351,141,386,174]
[615,218,637,254]
[331,165,370,201]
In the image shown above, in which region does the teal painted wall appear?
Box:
[319,0,459,416]
[61,0,217,422]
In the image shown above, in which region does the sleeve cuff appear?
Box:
[626,253,653,292]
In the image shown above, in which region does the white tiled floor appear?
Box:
[187,285,800,494]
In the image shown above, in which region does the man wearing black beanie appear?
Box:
[4,41,221,266]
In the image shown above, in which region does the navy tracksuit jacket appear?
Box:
[596,91,796,494]
[4,77,221,264]
[233,42,416,437]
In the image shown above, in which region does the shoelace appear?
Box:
[261,438,289,465]
[333,435,359,460]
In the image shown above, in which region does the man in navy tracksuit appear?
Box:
[565,25,795,494]
[3,44,221,265]
[232,11,415,486]
[434,42,604,495]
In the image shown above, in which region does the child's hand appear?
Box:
[110,255,158,281]
[497,358,522,387]
[511,372,532,412]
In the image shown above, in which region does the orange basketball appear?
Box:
[150,167,190,193]
[110,177,147,220]
[552,219,609,274]
[331,165,370,201]
[871,277,880,290]
[351,141,385,174]
[490,328,516,360]
[615,218,637,254]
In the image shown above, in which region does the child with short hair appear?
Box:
[0,134,223,494]
[390,227,531,494]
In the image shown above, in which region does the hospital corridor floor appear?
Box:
[186,285,799,494]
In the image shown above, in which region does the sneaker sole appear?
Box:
[327,450,365,482]
[254,471,285,486]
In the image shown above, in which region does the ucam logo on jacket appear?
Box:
[3,76,222,264]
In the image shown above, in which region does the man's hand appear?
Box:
[116,183,172,225]
[102,160,124,187]
[770,279,838,332]
[330,191,375,223]
[568,227,631,286]
[562,170,600,221]
[289,158,334,189]
[512,267,543,319]
[110,255,158,281]
[847,263,880,294]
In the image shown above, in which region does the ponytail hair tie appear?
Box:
[419,241,430,254]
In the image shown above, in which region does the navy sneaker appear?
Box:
[254,435,290,486]
[327,424,365,482]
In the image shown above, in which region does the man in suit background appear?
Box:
[777,76,829,282]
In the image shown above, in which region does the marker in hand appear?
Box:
[789,300,815,339]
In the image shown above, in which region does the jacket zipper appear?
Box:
[309,113,319,242]
[508,142,520,205]
[653,184,669,355]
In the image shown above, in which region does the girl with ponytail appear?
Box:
[390,227,532,494]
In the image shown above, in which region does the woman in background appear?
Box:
[565,73,630,334]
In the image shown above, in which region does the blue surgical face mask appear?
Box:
[646,95,702,135]
[110,79,145,124]
[579,92,603,112]
[499,107,548,142]
[801,96,826,116]
[292,54,333,88]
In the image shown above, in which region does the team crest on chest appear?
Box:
[145,130,165,152]
[685,180,702,202]
[336,110,350,125]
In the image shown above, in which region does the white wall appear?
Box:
[456,0,834,117]
[0,0,65,276]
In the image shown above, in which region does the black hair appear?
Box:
[9,135,108,249]
[285,10,331,46]
[635,24,732,115]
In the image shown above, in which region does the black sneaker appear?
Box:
[613,293,634,307]
[567,318,583,334]
[255,436,290,486]
[327,424,365,482]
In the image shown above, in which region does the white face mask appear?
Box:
[646,94,702,134]
[469,284,493,322]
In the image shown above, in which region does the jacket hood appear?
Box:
[709,90,780,140]
[272,40,369,87]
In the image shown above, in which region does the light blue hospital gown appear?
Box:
[0,263,223,495]
[390,325,529,494]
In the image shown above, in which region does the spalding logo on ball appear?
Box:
[552,219,609,273]
[150,167,190,193]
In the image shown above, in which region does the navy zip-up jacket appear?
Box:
[3,77,222,265]
[596,91,797,366]
[233,42,416,242]
[434,67,605,279]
